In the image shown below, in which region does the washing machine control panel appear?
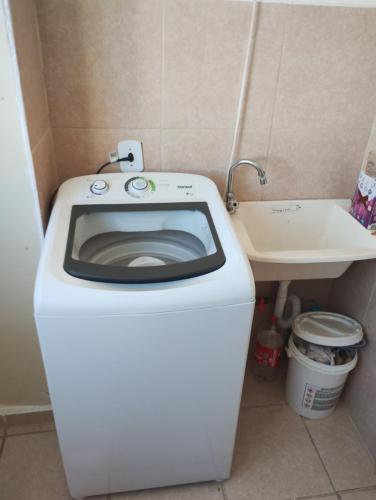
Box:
[124,176,156,198]
[82,174,201,201]
[90,179,110,195]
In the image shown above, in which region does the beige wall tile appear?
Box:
[253,279,332,311]
[162,128,269,199]
[330,261,376,461]
[36,0,162,129]
[235,128,270,201]
[290,278,334,307]
[162,129,233,195]
[224,405,333,500]
[53,128,161,182]
[361,114,376,170]
[274,5,376,129]
[163,1,285,130]
[346,288,376,460]
[305,404,376,490]
[34,0,376,208]
[32,129,58,229]
[242,3,287,131]
[344,358,376,464]
[263,128,369,201]
[11,0,50,149]
[329,260,376,461]
[329,260,376,323]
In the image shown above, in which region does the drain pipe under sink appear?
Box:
[274,280,301,329]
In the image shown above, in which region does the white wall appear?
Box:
[0,0,48,409]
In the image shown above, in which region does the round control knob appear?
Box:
[125,176,153,198]
[90,179,109,195]
[131,177,149,191]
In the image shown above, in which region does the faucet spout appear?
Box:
[225,159,267,214]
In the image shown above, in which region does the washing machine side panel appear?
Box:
[36,302,254,498]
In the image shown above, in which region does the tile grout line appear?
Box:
[262,2,289,202]
[361,270,376,325]
[30,126,50,155]
[160,0,165,171]
[240,401,288,410]
[0,435,6,465]
[337,484,376,495]
[221,481,230,500]
[294,492,340,500]
[0,416,6,464]
[49,125,371,132]
[0,414,9,466]
[301,417,339,499]
[340,404,376,473]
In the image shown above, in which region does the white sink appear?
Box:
[231,199,376,281]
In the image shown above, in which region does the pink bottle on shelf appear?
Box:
[350,154,376,230]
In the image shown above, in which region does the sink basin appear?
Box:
[231,199,376,281]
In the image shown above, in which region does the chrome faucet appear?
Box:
[225,159,267,214]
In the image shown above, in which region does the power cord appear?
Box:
[96,152,134,174]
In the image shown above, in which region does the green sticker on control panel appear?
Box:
[148,179,156,192]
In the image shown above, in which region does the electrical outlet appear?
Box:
[118,140,144,172]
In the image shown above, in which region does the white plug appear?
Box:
[118,140,144,172]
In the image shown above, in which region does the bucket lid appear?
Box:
[293,312,363,347]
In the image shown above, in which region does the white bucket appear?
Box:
[285,334,358,419]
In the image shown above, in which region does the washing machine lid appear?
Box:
[64,202,226,283]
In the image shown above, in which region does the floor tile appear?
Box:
[0,433,107,500]
[304,405,376,491]
[6,411,55,435]
[241,363,286,408]
[224,405,333,500]
[0,433,70,500]
[340,487,376,499]
[297,496,338,500]
[111,482,223,499]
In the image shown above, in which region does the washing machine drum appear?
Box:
[64,203,226,283]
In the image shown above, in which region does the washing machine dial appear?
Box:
[90,179,109,195]
[131,177,149,192]
[125,177,151,198]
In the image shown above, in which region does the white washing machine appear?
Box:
[34,172,255,499]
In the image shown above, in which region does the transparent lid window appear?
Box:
[64,203,225,283]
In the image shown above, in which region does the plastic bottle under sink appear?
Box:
[253,315,283,381]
